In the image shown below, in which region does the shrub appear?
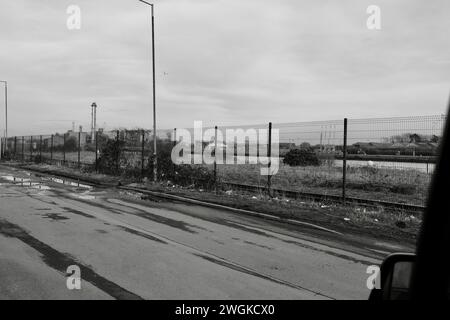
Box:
[283,148,320,167]
[147,140,216,190]
[96,139,125,175]
[64,136,78,152]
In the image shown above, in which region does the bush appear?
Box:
[96,139,125,175]
[64,136,78,152]
[147,140,216,190]
[283,148,320,167]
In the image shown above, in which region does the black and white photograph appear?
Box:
[0,0,449,308]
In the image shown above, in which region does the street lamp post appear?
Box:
[138,0,157,182]
[0,80,7,155]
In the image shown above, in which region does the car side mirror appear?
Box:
[369,253,415,300]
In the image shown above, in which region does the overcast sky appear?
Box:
[0,0,449,135]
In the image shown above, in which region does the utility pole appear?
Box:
[0,81,7,153]
[138,0,157,182]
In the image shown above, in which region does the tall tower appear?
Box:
[91,102,97,142]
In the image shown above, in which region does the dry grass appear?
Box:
[39,151,96,163]
[210,162,431,206]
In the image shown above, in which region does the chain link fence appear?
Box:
[1,115,446,207]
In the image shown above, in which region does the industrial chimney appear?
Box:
[91,102,97,143]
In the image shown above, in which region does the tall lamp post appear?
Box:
[0,80,7,155]
[138,0,157,182]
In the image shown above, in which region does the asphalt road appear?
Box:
[0,165,412,300]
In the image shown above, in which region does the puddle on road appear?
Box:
[39,176,92,190]
[1,175,30,183]
[0,172,92,196]
[1,175,51,191]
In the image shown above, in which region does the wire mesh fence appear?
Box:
[1,114,446,208]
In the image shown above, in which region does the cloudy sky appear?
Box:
[0,0,449,135]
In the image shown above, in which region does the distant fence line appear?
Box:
[0,114,446,208]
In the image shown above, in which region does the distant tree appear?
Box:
[283,148,320,167]
[409,134,422,143]
[64,136,77,152]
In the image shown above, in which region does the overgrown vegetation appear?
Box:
[96,136,216,190]
[96,139,125,175]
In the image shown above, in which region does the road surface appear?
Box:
[0,164,412,299]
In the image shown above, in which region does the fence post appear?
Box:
[14,136,17,159]
[141,130,145,178]
[63,133,66,164]
[116,130,120,174]
[39,135,42,163]
[21,136,24,162]
[214,126,218,193]
[30,136,33,162]
[78,131,81,168]
[50,135,53,162]
[342,118,348,203]
[172,128,177,179]
[267,122,272,197]
[95,131,98,173]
